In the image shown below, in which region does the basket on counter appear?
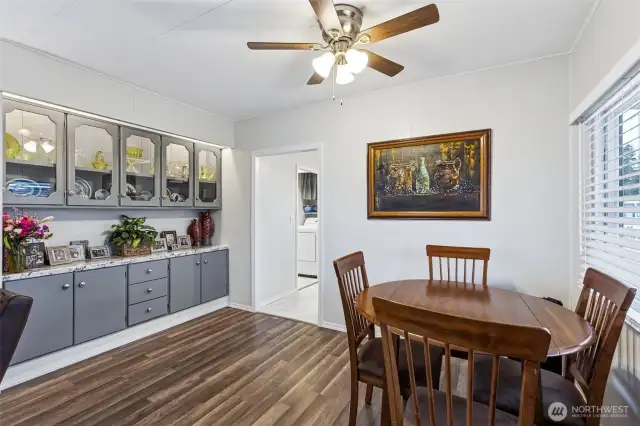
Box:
[117,243,152,257]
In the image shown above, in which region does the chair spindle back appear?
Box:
[426,245,491,285]
[373,297,551,426]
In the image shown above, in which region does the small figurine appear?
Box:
[91,150,110,170]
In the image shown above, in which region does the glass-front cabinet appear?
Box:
[66,116,119,206]
[120,128,161,207]
[194,145,221,208]
[3,100,65,205]
[161,137,193,207]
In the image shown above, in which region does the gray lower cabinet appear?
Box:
[5,273,74,365]
[169,255,201,313]
[201,250,229,303]
[74,266,126,344]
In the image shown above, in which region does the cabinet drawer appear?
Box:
[128,278,168,305]
[128,297,168,326]
[128,260,168,284]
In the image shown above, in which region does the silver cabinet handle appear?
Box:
[146,308,152,313]
[196,197,201,201]
[62,284,70,290]
[146,288,153,293]
[147,268,153,274]
[78,282,86,288]
[196,261,201,266]
[204,260,208,264]
[67,190,75,196]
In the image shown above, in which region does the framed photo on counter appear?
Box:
[89,245,111,259]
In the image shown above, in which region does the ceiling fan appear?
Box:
[247,1,440,86]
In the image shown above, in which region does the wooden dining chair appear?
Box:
[373,296,551,426]
[473,268,637,426]
[426,245,491,285]
[334,251,444,426]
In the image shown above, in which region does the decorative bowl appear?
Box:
[126,147,143,158]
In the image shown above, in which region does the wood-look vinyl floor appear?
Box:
[0,308,386,426]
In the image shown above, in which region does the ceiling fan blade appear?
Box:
[361,50,404,77]
[358,4,439,44]
[309,0,343,36]
[307,72,326,85]
[247,42,320,50]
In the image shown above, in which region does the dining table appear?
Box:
[355,279,597,425]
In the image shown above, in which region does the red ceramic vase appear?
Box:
[200,211,213,246]
[188,218,202,247]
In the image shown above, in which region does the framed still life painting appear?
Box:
[367,129,491,220]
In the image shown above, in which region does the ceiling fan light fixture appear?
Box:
[312,52,336,78]
[336,64,354,85]
[345,49,368,74]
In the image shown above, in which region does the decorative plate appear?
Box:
[74,177,92,199]
[5,178,41,197]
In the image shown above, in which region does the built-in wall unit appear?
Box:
[1,93,230,388]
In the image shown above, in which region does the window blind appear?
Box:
[581,69,640,312]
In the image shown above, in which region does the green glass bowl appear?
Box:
[126,147,143,158]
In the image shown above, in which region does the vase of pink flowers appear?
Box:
[3,210,53,273]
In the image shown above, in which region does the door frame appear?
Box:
[251,143,323,325]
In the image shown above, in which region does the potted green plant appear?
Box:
[108,215,157,257]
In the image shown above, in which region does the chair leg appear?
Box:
[365,383,373,405]
[349,376,359,426]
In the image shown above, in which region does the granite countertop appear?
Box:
[2,245,229,282]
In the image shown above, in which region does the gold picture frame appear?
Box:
[367,129,491,220]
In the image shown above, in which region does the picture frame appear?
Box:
[26,242,46,269]
[170,244,180,251]
[161,231,178,250]
[89,245,111,259]
[46,246,73,266]
[367,129,491,220]
[70,240,90,258]
[177,235,192,249]
[69,244,86,261]
[152,238,168,252]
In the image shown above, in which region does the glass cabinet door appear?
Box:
[66,115,119,206]
[161,137,193,207]
[120,128,161,207]
[3,100,65,205]
[194,145,221,208]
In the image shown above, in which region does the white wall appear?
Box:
[231,56,572,326]
[255,150,319,307]
[569,0,640,112]
[0,40,234,147]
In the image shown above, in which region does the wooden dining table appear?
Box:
[355,279,597,424]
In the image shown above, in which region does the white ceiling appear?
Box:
[0,0,596,121]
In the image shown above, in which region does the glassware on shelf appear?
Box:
[91,150,110,170]
[5,132,22,159]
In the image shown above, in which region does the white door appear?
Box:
[255,155,297,307]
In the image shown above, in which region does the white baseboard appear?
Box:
[321,321,346,333]
[228,302,255,312]
[1,297,229,391]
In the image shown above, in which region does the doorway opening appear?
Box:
[252,146,321,325]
